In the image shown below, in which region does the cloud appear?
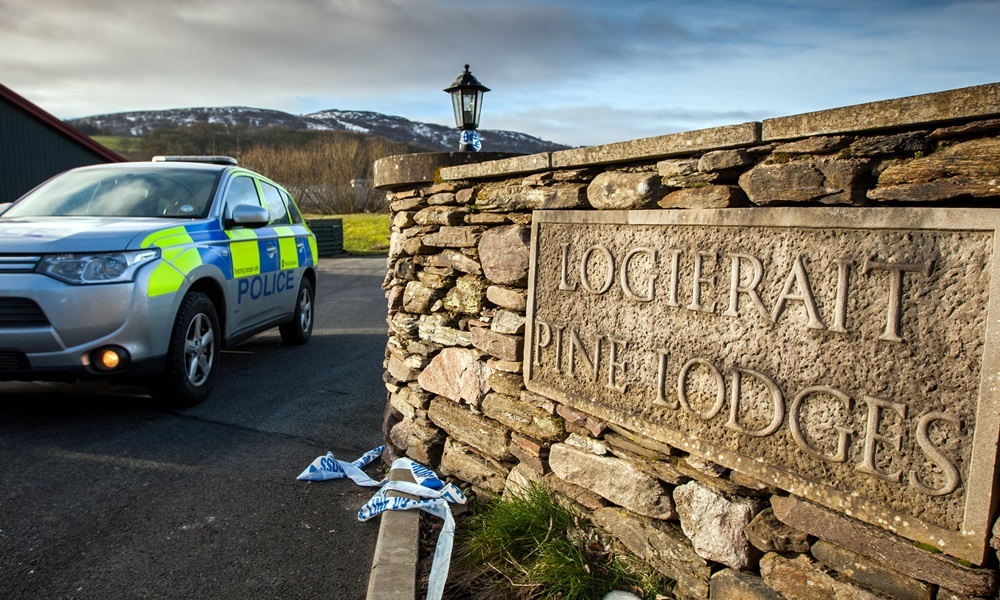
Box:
[1,0,997,147]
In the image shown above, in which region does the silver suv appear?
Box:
[0,157,318,406]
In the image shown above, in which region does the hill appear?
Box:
[68,106,568,154]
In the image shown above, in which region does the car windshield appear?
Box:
[3,167,221,218]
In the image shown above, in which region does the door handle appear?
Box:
[266,243,277,257]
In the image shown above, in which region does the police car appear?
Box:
[0,156,318,406]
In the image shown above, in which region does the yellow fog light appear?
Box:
[91,346,130,372]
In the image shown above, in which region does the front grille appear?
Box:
[0,298,49,327]
[0,350,30,371]
[0,255,42,273]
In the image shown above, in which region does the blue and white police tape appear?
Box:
[358,458,466,600]
[296,445,385,487]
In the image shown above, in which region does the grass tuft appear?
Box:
[445,482,672,599]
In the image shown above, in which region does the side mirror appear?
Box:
[228,204,270,229]
[0,203,11,216]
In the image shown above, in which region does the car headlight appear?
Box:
[37,249,161,284]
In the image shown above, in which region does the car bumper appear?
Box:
[0,271,174,379]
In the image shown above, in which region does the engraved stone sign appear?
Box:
[524,208,1000,564]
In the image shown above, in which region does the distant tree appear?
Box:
[132,124,424,213]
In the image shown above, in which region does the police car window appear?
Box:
[260,181,291,225]
[280,189,303,224]
[3,168,219,218]
[224,177,261,217]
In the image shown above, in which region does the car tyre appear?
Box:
[279,278,314,345]
[151,291,220,407]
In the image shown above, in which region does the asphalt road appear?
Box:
[0,256,389,600]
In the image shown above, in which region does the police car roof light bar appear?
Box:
[151,155,238,166]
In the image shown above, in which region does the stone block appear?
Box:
[586,171,666,209]
[869,137,1000,202]
[491,309,526,335]
[674,480,765,570]
[565,432,608,455]
[504,462,542,497]
[555,403,607,437]
[427,397,512,461]
[387,354,419,383]
[482,392,564,442]
[699,149,754,172]
[738,158,870,205]
[811,539,935,600]
[549,443,675,519]
[770,495,996,597]
[478,225,531,286]
[422,226,485,248]
[417,313,472,347]
[543,472,606,510]
[402,281,442,314]
[413,205,468,226]
[509,433,549,474]
[593,507,711,599]
[417,347,491,405]
[603,432,671,461]
[422,250,482,275]
[486,285,527,311]
[710,569,781,600]
[759,553,884,600]
[773,136,851,155]
[426,191,458,205]
[439,439,508,494]
[442,274,488,314]
[745,508,810,554]
[849,132,929,157]
[658,185,747,209]
[470,326,523,362]
[486,371,525,397]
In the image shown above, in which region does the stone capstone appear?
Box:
[548,443,675,519]
[478,225,531,286]
[593,507,710,599]
[674,480,765,570]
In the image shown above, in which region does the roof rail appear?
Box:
[151,155,238,166]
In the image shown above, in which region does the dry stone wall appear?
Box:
[375,82,1000,599]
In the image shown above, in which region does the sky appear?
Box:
[1,0,998,148]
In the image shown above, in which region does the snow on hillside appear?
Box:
[69,107,569,154]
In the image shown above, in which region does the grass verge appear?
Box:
[310,213,389,255]
[444,482,672,599]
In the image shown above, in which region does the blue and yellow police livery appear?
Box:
[0,157,318,406]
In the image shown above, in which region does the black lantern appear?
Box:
[444,64,490,151]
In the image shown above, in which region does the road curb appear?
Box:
[366,467,420,600]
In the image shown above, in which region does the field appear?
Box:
[324,213,390,255]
